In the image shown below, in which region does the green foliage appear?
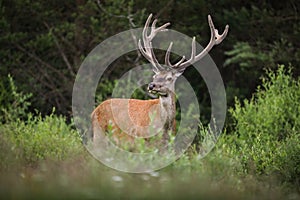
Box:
[275,132,300,185]
[227,65,300,184]
[0,75,32,123]
[225,39,297,70]
[0,72,83,170]
[0,112,83,168]
[231,66,299,141]
[224,42,269,68]
[95,79,115,104]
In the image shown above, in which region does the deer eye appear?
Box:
[166,76,172,81]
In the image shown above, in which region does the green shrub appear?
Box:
[275,133,300,185]
[227,65,300,184]
[0,75,32,123]
[0,75,83,169]
[0,112,83,167]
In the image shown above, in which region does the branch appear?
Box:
[96,0,128,19]
[96,0,141,66]
[14,44,69,83]
[155,0,174,19]
[44,22,76,76]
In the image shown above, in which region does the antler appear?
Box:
[139,14,229,73]
[138,14,170,73]
[166,15,229,71]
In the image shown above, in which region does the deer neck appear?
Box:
[159,89,176,130]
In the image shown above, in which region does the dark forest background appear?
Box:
[1,0,299,117]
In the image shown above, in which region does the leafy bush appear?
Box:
[227,65,300,184]
[0,75,83,169]
[0,113,83,168]
[0,75,32,123]
[275,133,300,185]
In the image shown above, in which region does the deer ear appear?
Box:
[174,69,184,78]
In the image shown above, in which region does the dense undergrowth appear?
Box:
[0,65,299,199]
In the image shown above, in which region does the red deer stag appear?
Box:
[91,14,229,148]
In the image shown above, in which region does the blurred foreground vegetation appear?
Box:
[0,0,300,199]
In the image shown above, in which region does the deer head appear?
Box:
[138,14,229,98]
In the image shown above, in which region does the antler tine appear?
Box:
[141,14,153,49]
[138,39,151,61]
[165,42,186,68]
[170,15,229,70]
[193,15,229,60]
[165,42,173,66]
[190,37,196,61]
[139,14,170,73]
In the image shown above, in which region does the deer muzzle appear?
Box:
[148,82,167,96]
